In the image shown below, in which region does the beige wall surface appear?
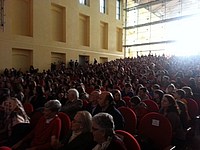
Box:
[0,0,124,72]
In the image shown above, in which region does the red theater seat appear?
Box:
[138,112,172,150]
[116,130,141,150]
[118,106,137,135]
[142,99,159,112]
[186,98,199,119]
[57,112,71,140]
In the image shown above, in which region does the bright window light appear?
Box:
[167,14,200,56]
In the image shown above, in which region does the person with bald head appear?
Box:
[93,91,125,130]
[86,90,101,116]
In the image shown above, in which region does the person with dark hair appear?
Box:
[161,75,171,90]
[112,89,126,108]
[93,91,124,130]
[174,89,187,105]
[0,88,10,105]
[138,87,150,101]
[165,83,176,95]
[12,100,62,150]
[153,89,164,107]
[75,60,79,68]
[30,85,46,110]
[130,96,148,124]
[159,94,186,149]
[92,113,126,150]
[188,78,198,96]
[182,86,194,100]
[94,58,97,65]
[0,88,11,132]
[173,89,190,129]
[121,83,134,98]
[174,77,185,89]
[69,60,74,68]
[152,84,160,91]
[149,84,160,98]
[130,96,141,107]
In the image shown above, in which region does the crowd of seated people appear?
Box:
[0,54,200,149]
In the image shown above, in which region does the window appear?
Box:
[100,0,106,14]
[116,0,120,20]
[79,14,90,46]
[51,4,66,42]
[100,21,108,49]
[79,0,88,5]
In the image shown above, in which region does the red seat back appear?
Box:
[186,98,199,119]
[138,112,172,150]
[142,100,159,112]
[57,112,71,140]
[122,96,132,107]
[116,130,141,150]
[0,146,12,150]
[23,103,34,116]
[118,106,137,135]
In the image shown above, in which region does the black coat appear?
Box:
[93,105,125,130]
[60,131,96,150]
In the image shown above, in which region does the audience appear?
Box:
[1,54,200,149]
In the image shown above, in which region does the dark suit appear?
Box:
[93,105,125,130]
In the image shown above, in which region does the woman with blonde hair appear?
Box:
[58,111,96,150]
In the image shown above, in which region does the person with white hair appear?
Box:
[91,113,126,150]
[57,111,96,150]
[12,99,62,150]
[61,88,83,120]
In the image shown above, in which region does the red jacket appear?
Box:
[31,115,61,150]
